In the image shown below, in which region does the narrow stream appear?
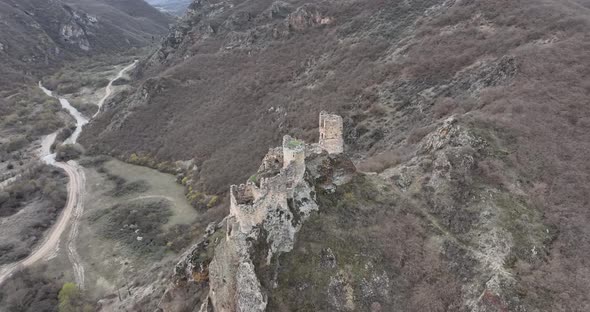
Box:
[38,83,89,146]
[37,61,136,162]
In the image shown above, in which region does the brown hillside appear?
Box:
[82,0,590,309]
[0,0,173,88]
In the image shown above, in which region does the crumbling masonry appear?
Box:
[227,111,343,238]
[319,111,344,154]
[207,112,344,312]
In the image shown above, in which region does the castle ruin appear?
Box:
[319,111,344,154]
[228,112,344,237]
[209,112,346,312]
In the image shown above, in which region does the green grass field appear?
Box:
[69,157,199,299]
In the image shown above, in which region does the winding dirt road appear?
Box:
[0,162,82,285]
[65,161,86,288]
[94,60,138,118]
[0,61,137,287]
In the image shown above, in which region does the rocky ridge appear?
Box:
[153,111,552,312]
[160,112,353,311]
[100,113,556,311]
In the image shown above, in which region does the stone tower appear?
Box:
[282,135,306,181]
[319,111,344,154]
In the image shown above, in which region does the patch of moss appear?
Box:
[495,193,551,263]
[249,174,258,183]
[286,139,304,149]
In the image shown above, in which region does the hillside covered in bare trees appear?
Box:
[79,0,590,310]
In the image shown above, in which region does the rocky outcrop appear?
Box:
[148,0,334,64]
[378,116,550,310]
[286,4,333,31]
[207,114,344,311]
[161,113,351,311]
[59,6,97,51]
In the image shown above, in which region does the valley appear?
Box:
[1,0,590,311]
[0,61,138,285]
[146,0,191,15]
[0,58,202,311]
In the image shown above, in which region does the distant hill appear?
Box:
[145,0,191,16]
[0,0,173,88]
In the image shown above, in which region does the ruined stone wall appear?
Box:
[259,147,283,173]
[319,111,344,154]
[282,136,305,167]
[282,135,306,181]
[229,183,267,234]
[211,113,345,312]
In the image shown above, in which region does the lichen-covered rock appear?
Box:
[328,271,356,311]
[286,4,333,31]
[235,261,267,312]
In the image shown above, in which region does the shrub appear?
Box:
[0,165,67,264]
[55,127,75,145]
[93,200,172,257]
[55,144,83,161]
[93,78,110,89]
[207,195,219,208]
[112,77,131,86]
[0,191,8,204]
[4,136,30,153]
[58,282,93,312]
[432,97,458,118]
[0,266,60,312]
[249,174,258,183]
[368,103,387,117]
[112,180,150,197]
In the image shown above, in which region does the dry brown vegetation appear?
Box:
[83,0,446,192]
[82,0,590,309]
[0,88,65,139]
[0,165,67,265]
[267,174,466,311]
[0,265,61,312]
[54,144,84,162]
[0,86,70,187]
[356,150,401,173]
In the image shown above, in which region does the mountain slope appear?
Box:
[82,0,590,194]
[0,0,173,88]
[82,0,590,310]
[146,0,192,15]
